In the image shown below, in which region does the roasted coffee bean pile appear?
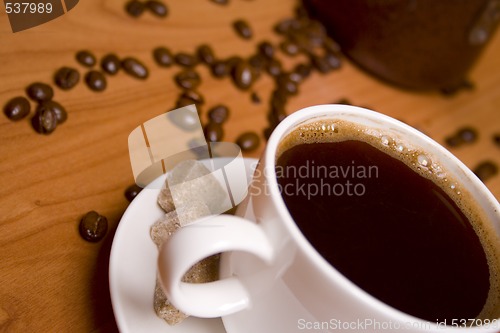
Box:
[125,0,168,18]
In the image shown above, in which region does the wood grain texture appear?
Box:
[0,0,499,331]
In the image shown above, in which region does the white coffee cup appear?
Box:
[158,104,500,333]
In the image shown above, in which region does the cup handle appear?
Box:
[157,214,274,318]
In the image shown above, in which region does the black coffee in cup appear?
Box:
[275,119,500,323]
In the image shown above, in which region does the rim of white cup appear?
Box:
[263,104,500,328]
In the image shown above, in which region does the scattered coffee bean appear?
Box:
[174,69,201,90]
[76,50,96,68]
[54,67,80,90]
[276,74,298,96]
[176,96,197,109]
[457,127,478,143]
[125,184,143,202]
[440,80,474,97]
[445,126,478,147]
[79,210,108,242]
[26,82,54,102]
[197,44,216,66]
[231,59,254,90]
[31,104,57,134]
[180,89,205,105]
[248,54,267,72]
[324,52,341,70]
[280,40,300,56]
[122,57,149,80]
[251,91,261,104]
[233,19,253,39]
[274,18,301,35]
[153,47,173,67]
[266,58,283,77]
[473,161,498,183]
[236,132,260,152]
[204,122,224,142]
[41,101,67,124]
[210,0,228,5]
[445,135,462,147]
[207,104,229,124]
[211,60,230,78]
[310,53,334,74]
[258,41,275,59]
[85,71,107,92]
[175,52,199,68]
[294,63,312,81]
[494,134,500,147]
[125,0,145,17]
[145,0,168,17]
[100,54,121,75]
[4,96,30,121]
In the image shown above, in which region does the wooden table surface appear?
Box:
[1,0,499,331]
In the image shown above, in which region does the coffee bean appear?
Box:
[125,0,144,17]
[41,101,67,124]
[100,54,121,75]
[445,135,461,147]
[334,98,352,105]
[4,96,30,121]
[310,53,333,74]
[26,82,54,102]
[236,132,260,152]
[176,96,197,109]
[258,41,275,59]
[251,91,261,104]
[276,74,298,96]
[280,40,300,56]
[473,161,498,182]
[204,122,224,142]
[294,63,312,81]
[84,71,107,92]
[231,59,254,90]
[274,18,301,35]
[174,69,201,90]
[180,89,205,105]
[233,19,252,39]
[76,50,96,68]
[457,127,478,143]
[175,52,199,68]
[153,47,173,67]
[266,58,283,77]
[210,0,228,5]
[145,0,168,17]
[31,104,57,134]
[197,44,216,65]
[211,60,230,78]
[207,105,229,124]
[54,67,80,90]
[122,57,149,80]
[494,134,500,147]
[125,184,142,202]
[79,211,108,242]
[324,52,341,70]
[248,54,267,72]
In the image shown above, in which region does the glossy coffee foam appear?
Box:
[277,118,500,321]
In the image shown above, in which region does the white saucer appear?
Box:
[109,158,259,333]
